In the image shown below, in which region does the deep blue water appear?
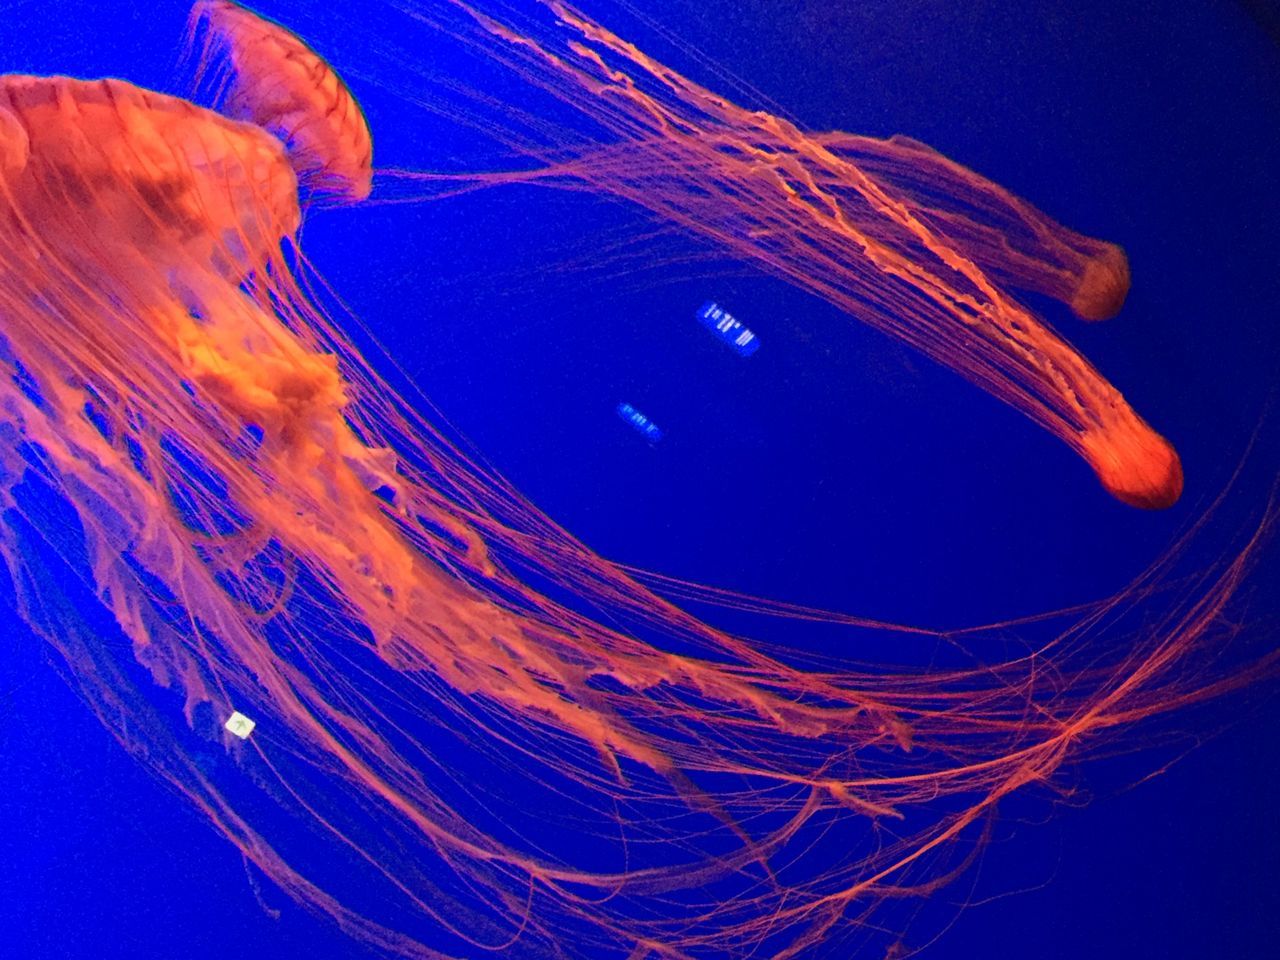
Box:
[1,1,1278,957]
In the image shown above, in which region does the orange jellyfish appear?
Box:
[0,3,1272,960]
[190,0,374,200]
[394,0,1181,509]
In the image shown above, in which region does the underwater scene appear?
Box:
[1,1,1278,958]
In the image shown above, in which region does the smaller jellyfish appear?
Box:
[190,0,373,201]
[835,133,1133,323]
[696,300,761,357]
[617,401,664,442]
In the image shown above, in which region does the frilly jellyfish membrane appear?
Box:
[0,2,1276,958]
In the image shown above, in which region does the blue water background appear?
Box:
[1,1,1278,956]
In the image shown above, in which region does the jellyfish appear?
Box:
[391,0,1180,510]
[0,3,1272,960]
[190,0,374,201]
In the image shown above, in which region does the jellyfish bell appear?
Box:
[191,0,374,202]
[1070,244,1132,323]
[1080,418,1185,511]
[0,74,299,290]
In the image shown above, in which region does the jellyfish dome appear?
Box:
[192,0,374,200]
